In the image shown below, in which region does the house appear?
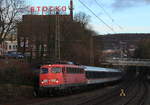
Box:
[0,41,17,56]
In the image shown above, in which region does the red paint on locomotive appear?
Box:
[40,64,86,88]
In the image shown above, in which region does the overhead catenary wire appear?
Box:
[78,0,116,33]
[94,0,123,30]
[95,0,113,22]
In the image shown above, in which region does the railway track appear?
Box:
[75,79,149,105]
[75,78,138,105]
[28,79,136,105]
[5,78,149,105]
[122,81,148,105]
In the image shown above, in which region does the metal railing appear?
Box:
[105,58,150,66]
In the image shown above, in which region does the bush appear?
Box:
[0,59,34,85]
[0,84,33,104]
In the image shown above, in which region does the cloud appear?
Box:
[112,0,150,9]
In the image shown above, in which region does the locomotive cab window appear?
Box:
[51,67,61,73]
[40,68,49,74]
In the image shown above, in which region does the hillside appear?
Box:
[94,33,150,50]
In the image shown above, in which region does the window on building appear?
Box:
[13,45,16,49]
[9,45,11,50]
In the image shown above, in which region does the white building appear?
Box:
[0,41,17,56]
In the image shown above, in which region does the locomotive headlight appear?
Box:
[51,79,59,83]
[41,79,48,84]
[56,80,59,83]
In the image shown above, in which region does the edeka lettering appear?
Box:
[30,6,67,13]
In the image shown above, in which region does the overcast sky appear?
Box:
[25,0,150,34]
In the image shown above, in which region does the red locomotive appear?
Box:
[40,64,86,87]
[33,61,122,96]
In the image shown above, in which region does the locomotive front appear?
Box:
[40,65,64,87]
[35,63,87,96]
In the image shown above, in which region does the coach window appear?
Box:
[72,68,74,73]
[78,69,80,73]
[90,72,94,78]
[74,68,77,73]
[86,72,89,78]
[66,67,71,73]
[76,68,78,73]
[75,68,77,73]
[69,68,72,73]
[70,68,73,73]
[72,68,75,73]
[68,68,70,73]
[79,68,81,73]
[75,68,78,73]
[68,67,71,73]
[51,67,61,73]
[74,68,76,73]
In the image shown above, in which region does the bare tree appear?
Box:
[0,0,26,43]
[59,12,99,65]
[74,12,90,27]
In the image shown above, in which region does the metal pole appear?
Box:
[90,36,94,65]
[55,12,61,60]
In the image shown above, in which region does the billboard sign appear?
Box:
[29,6,68,14]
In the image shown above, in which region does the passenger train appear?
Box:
[33,61,123,96]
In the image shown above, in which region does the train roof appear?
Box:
[84,66,121,72]
[41,64,84,68]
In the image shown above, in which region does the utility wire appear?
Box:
[94,0,123,30]
[95,0,113,22]
[78,0,116,33]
